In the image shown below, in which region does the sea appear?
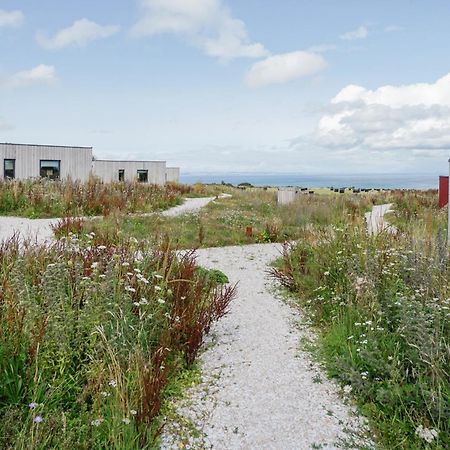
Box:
[180,173,440,190]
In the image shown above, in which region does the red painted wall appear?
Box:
[439,176,449,208]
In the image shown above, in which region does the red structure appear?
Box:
[439,176,449,208]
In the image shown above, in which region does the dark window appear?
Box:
[118,169,125,182]
[4,159,15,179]
[40,160,61,180]
[137,170,148,183]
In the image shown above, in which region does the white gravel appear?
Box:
[161,195,230,218]
[0,216,58,245]
[365,203,397,235]
[161,243,371,450]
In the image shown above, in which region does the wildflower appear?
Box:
[108,380,117,388]
[122,418,131,424]
[98,245,107,250]
[155,286,162,291]
[154,274,163,279]
[347,335,354,340]
[140,298,148,305]
[130,410,137,416]
[415,425,438,443]
[91,418,103,427]
[34,416,43,424]
[133,302,140,306]
[157,298,165,304]
[324,271,330,276]
[28,402,38,409]
[122,262,130,267]
[91,262,99,269]
[343,385,352,394]
[101,391,110,398]
[125,286,136,293]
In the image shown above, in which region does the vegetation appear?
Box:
[66,188,385,248]
[271,190,449,449]
[0,178,193,218]
[0,235,235,449]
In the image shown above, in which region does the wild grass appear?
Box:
[68,188,382,248]
[0,235,236,449]
[271,190,449,449]
[0,178,192,218]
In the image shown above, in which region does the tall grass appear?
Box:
[0,178,189,218]
[271,191,449,449]
[0,235,235,449]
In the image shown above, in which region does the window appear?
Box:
[137,170,148,183]
[40,160,60,180]
[118,169,125,182]
[4,159,15,179]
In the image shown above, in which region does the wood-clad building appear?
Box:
[0,143,180,185]
[0,143,93,182]
[92,160,167,185]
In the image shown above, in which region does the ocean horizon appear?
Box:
[180,173,441,190]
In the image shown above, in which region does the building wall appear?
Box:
[92,160,167,185]
[0,143,93,182]
[165,167,180,183]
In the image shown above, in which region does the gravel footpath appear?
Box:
[0,196,227,244]
[364,204,397,235]
[161,243,370,450]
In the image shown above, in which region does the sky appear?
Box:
[1,0,450,175]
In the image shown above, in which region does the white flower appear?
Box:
[415,425,438,443]
[154,286,162,291]
[157,298,165,304]
[91,262,99,269]
[122,418,131,424]
[91,418,103,427]
[98,245,107,250]
[122,262,130,267]
[154,274,163,279]
[140,298,148,305]
[324,271,330,276]
[130,410,137,416]
[108,380,117,388]
[125,286,136,293]
[343,385,352,394]
[100,391,110,397]
[133,302,140,306]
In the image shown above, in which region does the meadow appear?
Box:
[0,181,448,449]
[271,189,449,449]
[0,178,194,218]
[0,234,235,449]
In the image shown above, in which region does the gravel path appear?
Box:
[364,203,397,235]
[0,196,227,244]
[161,244,370,450]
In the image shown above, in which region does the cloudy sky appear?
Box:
[1,0,449,174]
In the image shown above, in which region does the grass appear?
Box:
[0,178,195,218]
[64,187,383,248]
[271,190,449,449]
[0,234,236,449]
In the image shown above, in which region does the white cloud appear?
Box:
[312,72,450,153]
[0,65,57,89]
[340,25,368,41]
[245,51,327,88]
[131,0,268,60]
[36,19,120,50]
[0,9,24,28]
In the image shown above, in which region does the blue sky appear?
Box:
[1,0,450,175]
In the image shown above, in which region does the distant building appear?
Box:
[0,143,180,185]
